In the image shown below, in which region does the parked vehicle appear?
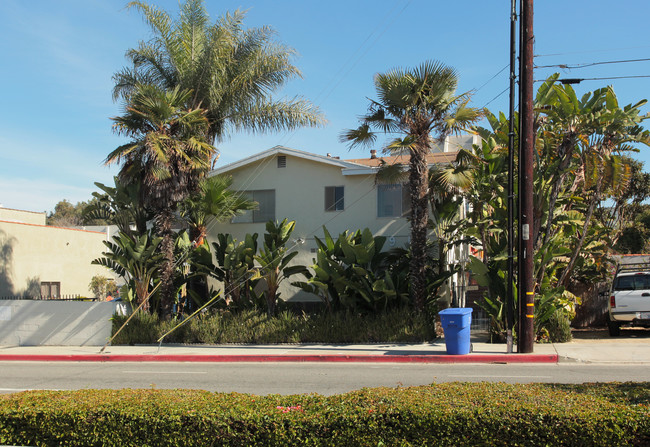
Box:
[608,263,650,336]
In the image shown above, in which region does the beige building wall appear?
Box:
[209,153,412,301]
[0,218,109,298]
[0,207,46,225]
[213,154,411,244]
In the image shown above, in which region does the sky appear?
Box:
[1,0,650,214]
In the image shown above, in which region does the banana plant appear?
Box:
[294,226,408,313]
[92,231,162,312]
[83,177,152,238]
[210,232,259,308]
[255,219,307,316]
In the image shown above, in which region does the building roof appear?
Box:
[344,151,460,168]
[210,145,366,176]
[209,135,477,177]
[0,219,106,234]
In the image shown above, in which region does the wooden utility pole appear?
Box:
[506,0,517,354]
[518,0,535,353]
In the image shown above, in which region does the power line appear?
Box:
[534,74,650,84]
[278,0,413,148]
[482,86,510,108]
[535,57,650,70]
[474,64,509,93]
[535,45,650,58]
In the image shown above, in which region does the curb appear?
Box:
[0,354,558,363]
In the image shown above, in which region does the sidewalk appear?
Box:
[0,330,647,364]
[0,342,557,363]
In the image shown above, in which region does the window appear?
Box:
[277,155,287,168]
[614,274,650,291]
[232,190,275,223]
[377,184,410,217]
[325,186,344,211]
[40,282,60,299]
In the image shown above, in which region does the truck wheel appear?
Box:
[608,318,621,337]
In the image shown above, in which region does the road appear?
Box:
[2,361,649,395]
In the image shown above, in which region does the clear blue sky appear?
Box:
[1,0,650,213]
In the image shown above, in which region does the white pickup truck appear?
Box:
[608,263,650,336]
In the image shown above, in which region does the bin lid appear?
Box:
[439,307,473,316]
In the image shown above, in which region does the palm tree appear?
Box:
[179,174,256,302]
[113,0,324,147]
[180,174,256,247]
[107,84,216,316]
[341,61,481,310]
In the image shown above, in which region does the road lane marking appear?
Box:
[448,375,552,379]
[121,370,208,374]
[0,388,62,392]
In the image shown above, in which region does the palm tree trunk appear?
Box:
[187,224,209,306]
[158,209,176,318]
[409,144,430,311]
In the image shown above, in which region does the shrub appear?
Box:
[545,308,573,343]
[0,383,648,446]
[111,307,436,344]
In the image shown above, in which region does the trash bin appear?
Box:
[439,308,473,355]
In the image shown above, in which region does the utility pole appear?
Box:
[506,0,517,354]
[518,0,535,353]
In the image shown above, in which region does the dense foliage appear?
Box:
[111,307,436,344]
[102,0,323,317]
[341,61,481,311]
[465,75,650,340]
[46,198,108,227]
[1,383,648,446]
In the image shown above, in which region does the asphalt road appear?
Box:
[2,361,649,395]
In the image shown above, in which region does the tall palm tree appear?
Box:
[107,84,216,316]
[341,61,481,310]
[113,0,324,148]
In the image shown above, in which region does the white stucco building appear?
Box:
[207,134,479,303]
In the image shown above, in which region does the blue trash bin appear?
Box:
[439,308,473,355]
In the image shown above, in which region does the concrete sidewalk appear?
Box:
[0,342,557,363]
[0,331,647,364]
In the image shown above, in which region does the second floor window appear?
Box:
[232,189,275,223]
[377,184,410,217]
[325,186,344,211]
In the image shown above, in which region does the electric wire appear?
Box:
[534,57,650,70]
[275,0,413,149]
[474,64,509,93]
[534,45,650,58]
[481,86,510,109]
[533,74,650,83]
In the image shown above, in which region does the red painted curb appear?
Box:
[0,354,558,363]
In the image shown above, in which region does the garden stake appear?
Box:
[157,291,223,351]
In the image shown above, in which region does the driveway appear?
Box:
[553,327,650,364]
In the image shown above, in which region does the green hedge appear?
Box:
[111,308,436,345]
[1,382,648,446]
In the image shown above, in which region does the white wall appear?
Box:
[0,300,118,346]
